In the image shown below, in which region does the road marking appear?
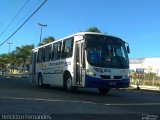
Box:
[0,96,160,106]
[104,103,160,106]
[0,96,97,105]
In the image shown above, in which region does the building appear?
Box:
[130,57,160,76]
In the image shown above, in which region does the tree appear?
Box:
[43,36,55,44]
[15,44,34,72]
[38,36,55,46]
[85,27,101,33]
[7,51,18,73]
[0,54,8,70]
[0,44,34,74]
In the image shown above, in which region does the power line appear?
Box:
[0,0,29,37]
[15,0,42,33]
[0,0,48,47]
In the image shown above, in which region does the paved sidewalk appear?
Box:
[131,85,160,91]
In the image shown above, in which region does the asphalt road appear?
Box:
[0,76,160,120]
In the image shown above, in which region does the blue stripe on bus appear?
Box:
[85,75,130,88]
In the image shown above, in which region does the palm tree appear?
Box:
[15,44,34,72]
[0,54,8,70]
[43,36,55,44]
[38,36,55,46]
[7,51,18,73]
[0,44,34,74]
[85,27,101,33]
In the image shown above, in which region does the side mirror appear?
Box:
[127,46,130,53]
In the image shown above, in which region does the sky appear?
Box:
[0,0,160,58]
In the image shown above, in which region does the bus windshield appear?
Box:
[86,34,129,68]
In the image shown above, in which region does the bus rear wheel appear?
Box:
[38,75,43,87]
[98,88,110,94]
[38,75,49,88]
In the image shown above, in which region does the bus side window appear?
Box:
[37,48,44,63]
[44,45,52,62]
[62,38,73,59]
[52,42,61,61]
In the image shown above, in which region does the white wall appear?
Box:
[144,58,160,76]
[130,57,160,76]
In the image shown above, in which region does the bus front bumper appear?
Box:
[85,75,130,88]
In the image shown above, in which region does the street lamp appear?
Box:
[38,23,47,43]
[7,42,13,53]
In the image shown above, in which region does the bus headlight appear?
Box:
[87,70,96,77]
[93,67,103,73]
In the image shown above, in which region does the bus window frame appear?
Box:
[44,45,52,62]
[51,42,62,61]
[61,37,74,59]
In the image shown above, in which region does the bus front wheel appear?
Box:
[64,75,77,93]
[98,88,110,94]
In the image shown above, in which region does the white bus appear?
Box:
[29,32,130,94]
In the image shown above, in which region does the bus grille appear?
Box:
[114,76,123,79]
[100,75,110,79]
[100,75,122,80]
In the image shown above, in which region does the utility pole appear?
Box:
[7,42,12,53]
[38,23,47,44]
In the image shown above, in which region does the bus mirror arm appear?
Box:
[126,43,130,53]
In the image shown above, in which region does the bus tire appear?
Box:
[38,75,43,87]
[38,74,50,88]
[98,88,110,94]
[64,74,77,93]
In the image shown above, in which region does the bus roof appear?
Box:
[32,32,121,51]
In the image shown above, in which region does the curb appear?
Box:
[120,87,160,94]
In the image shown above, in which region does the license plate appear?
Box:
[109,82,116,85]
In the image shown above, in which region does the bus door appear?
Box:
[31,52,37,82]
[75,41,85,86]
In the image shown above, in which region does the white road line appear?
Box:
[0,96,97,105]
[0,96,160,106]
[104,103,160,106]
